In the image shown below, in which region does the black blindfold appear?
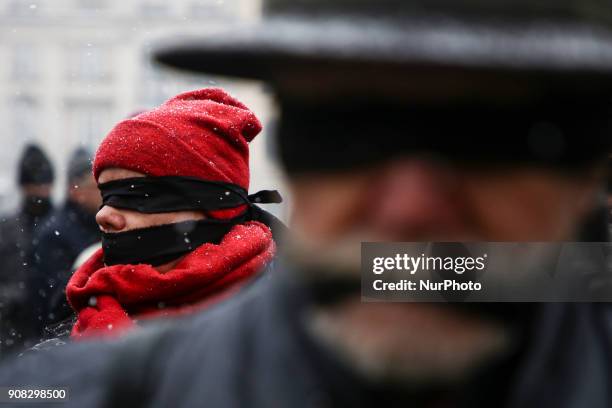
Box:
[98,176,282,214]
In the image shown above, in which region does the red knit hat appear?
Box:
[94,88,261,188]
[93,88,263,218]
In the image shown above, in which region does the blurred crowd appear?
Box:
[0,145,100,354]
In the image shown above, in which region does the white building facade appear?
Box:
[0,0,287,219]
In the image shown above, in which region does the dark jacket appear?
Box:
[0,265,610,408]
[31,201,100,329]
[0,207,51,356]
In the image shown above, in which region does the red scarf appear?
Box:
[66,221,275,339]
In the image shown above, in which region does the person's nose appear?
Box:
[369,159,468,240]
[96,205,127,233]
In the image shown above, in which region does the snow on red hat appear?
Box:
[93,88,262,190]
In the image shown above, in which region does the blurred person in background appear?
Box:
[0,144,54,356]
[57,88,283,340]
[30,147,101,339]
[1,1,612,407]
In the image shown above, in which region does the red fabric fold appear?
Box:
[66,221,275,339]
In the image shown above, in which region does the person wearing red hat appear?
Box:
[64,88,283,339]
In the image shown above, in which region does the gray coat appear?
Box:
[0,268,611,408]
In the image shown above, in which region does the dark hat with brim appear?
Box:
[154,1,612,174]
[154,1,612,100]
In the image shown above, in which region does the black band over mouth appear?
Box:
[101,218,244,267]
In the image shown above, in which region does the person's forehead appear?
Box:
[97,168,146,184]
[22,183,52,191]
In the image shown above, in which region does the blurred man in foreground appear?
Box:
[31,148,101,336]
[0,144,54,356]
[1,1,612,407]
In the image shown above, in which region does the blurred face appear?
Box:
[96,168,206,271]
[69,173,102,214]
[22,183,52,198]
[293,158,604,384]
[290,159,601,243]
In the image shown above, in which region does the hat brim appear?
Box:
[154,15,612,90]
